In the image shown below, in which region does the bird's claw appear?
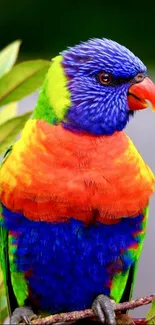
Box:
[92,294,116,324]
[10,306,37,324]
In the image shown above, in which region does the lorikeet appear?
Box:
[0,38,155,325]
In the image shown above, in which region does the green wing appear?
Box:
[0,146,17,323]
[110,206,149,306]
[0,219,11,323]
[114,206,149,305]
[123,205,149,303]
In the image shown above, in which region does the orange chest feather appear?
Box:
[0,119,154,223]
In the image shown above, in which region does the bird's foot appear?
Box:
[10,306,37,324]
[92,294,116,324]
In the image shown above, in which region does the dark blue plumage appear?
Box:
[2,205,145,313]
[62,38,146,135]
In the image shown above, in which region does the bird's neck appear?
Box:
[33,80,58,124]
[33,55,71,125]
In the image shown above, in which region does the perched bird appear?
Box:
[0,38,155,325]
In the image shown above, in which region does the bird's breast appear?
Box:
[0,119,154,223]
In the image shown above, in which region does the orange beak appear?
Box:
[128,77,155,112]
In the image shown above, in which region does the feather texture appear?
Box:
[1,205,147,313]
[0,37,155,318]
[0,120,154,222]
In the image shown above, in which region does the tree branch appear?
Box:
[29,294,155,324]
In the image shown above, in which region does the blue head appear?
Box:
[61,38,147,135]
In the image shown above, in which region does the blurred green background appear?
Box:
[0,0,155,66]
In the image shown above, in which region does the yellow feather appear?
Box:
[46,56,71,120]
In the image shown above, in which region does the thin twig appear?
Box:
[131,318,146,325]
[115,294,155,312]
[29,293,155,324]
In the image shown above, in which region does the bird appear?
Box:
[0,38,155,325]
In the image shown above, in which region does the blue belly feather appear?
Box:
[2,205,144,313]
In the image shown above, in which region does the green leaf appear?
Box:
[0,40,21,78]
[146,300,155,324]
[0,111,32,154]
[0,102,18,125]
[0,60,50,108]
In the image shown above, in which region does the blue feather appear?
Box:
[61,38,146,135]
[2,205,145,313]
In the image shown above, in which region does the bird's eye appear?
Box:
[98,72,112,85]
[134,73,145,83]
